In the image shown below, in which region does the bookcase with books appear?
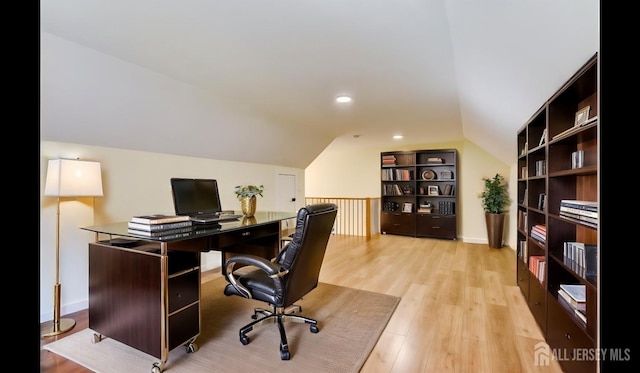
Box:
[516,53,598,373]
[380,149,457,239]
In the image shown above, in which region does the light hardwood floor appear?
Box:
[40,234,563,372]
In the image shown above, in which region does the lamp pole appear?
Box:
[42,197,76,336]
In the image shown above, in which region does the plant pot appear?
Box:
[485,212,505,248]
[240,196,257,217]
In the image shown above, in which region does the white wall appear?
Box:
[40,141,305,322]
[306,139,514,247]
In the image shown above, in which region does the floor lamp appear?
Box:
[43,159,103,336]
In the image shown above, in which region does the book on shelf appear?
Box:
[560,200,597,212]
[538,128,547,146]
[559,284,586,302]
[558,212,598,229]
[128,220,193,231]
[537,193,546,211]
[130,214,191,224]
[571,150,584,169]
[535,160,546,176]
[558,288,586,311]
[574,308,587,324]
[518,240,528,263]
[559,205,598,218]
[559,211,598,225]
[552,116,599,141]
[127,226,195,237]
[529,255,546,283]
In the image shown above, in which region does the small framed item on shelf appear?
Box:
[574,105,590,126]
[428,186,439,196]
[402,202,413,213]
[440,170,453,179]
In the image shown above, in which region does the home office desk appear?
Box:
[81,211,296,373]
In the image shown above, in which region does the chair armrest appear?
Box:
[223,254,288,299]
[224,254,281,277]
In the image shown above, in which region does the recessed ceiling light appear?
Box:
[393,135,403,139]
[336,95,352,103]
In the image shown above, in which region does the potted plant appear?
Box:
[234,185,264,217]
[479,173,510,248]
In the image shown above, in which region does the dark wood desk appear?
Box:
[81,211,296,373]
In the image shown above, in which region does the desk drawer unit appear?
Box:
[89,242,201,360]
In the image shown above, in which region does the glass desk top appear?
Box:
[81,211,297,242]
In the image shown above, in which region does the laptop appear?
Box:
[170,178,242,224]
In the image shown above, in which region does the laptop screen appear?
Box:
[171,178,222,216]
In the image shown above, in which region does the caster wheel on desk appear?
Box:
[186,342,198,353]
[310,324,319,333]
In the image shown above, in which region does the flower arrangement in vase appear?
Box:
[234,185,264,217]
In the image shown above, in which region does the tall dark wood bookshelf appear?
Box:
[517,53,598,373]
[380,149,457,239]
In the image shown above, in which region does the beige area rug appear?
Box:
[44,277,399,373]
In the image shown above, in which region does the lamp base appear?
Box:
[42,318,76,337]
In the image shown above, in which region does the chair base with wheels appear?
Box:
[239,304,319,360]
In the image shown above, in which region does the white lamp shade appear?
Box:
[44,159,104,197]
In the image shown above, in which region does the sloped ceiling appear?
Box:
[40,0,599,168]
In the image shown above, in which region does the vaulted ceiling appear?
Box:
[40,0,599,168]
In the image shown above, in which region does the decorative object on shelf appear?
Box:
[421,169,436,180]
[574,105,590,126]
[234,184,264,217]
[418,201,432,213]
[479,173,510,248]
[428,186,439,196]
[402,202,413,213]
[383,201,399,212]
[426,157,443,163]
[440,170,453,179]
[43,158,104,336]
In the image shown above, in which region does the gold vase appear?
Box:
[241,216,257,225]
[240,196,257,217]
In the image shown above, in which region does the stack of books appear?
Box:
[557,284,587,323]
[559,200,597,228]
[534,160,546,176]
[530,224,546,243]
[563,241,597,278]
[128,214,193,238]
[382,155,396,167]
[529,255,545,283]
[438,201,455,215]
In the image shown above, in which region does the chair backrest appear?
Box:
[276,203,338,306]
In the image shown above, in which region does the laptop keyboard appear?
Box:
[191,213,242,223]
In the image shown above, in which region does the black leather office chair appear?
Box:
[223,203,338,360]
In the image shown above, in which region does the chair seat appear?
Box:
[223,269,279,305]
